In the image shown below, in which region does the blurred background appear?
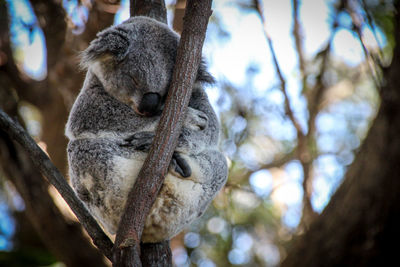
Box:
[0,0,396,266]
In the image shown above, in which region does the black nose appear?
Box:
[138,93,161,116]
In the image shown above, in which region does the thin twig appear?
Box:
[299,10,340,228]
[0,109,114,260]
[229,148,297,183]
[254,0,304,137]
[292,0,307,83]
[360,0,385,65]
[254,0,317,225]
[345,0,382,87]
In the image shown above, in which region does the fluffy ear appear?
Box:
[80,28,130,69]
[196,58,215,84]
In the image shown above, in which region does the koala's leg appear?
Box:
[170,152,192,178]
[119,131,155,151]
[190,150,228,218]
[68,138,146,235]
[162,149,228,224]
[184,107,208,131]
[177,150,228,189]
[119,131,193,179]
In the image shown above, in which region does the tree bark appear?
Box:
[113,1,213,266]
[173,0,185,33]
[125,1,171,265]
[282,2,400,266]
[130,0,167,23]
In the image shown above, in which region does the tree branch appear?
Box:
[130,0,167,23]
[254,0,318,226]
[0,109,114,261]
[292,0,307,86]
[113,1,213,266]
[254,0,303,136]
[345,0,382,87]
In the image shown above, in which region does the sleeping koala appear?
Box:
[65,16,228,243]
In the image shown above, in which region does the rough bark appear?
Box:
[130,0,167,23]
[129,1,172,265]
[282,2,400,266]
[113,1,213,266]
[173,0,186,33]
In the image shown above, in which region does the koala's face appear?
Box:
[82,16,213,117]
[81,17,179,116]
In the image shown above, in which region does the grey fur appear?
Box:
[66,16,227,243]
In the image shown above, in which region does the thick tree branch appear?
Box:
[113,1,213,266]
[125,1,172,265]
[130,0,167,23]
[0,109,114,261]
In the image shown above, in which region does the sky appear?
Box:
[2,0,384,252]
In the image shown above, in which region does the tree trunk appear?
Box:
[282,2,400,266]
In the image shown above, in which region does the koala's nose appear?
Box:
[138,93,161,116]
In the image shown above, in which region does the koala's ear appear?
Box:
[80,28,130,68]
[196,58,215,84]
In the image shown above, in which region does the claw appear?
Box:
[173,152,191,178]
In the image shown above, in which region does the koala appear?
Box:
[65,16,228,243]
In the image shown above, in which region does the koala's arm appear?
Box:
[188,85,220,145]
[119,85,219,161]
[174,85,220,155]
[177,149,228,200]
[176,86,228,187]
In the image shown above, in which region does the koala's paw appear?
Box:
[185,108,208,131]
[170,152,191,178]
[119,132,155,151]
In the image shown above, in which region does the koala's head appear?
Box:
[81,16,214,116]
